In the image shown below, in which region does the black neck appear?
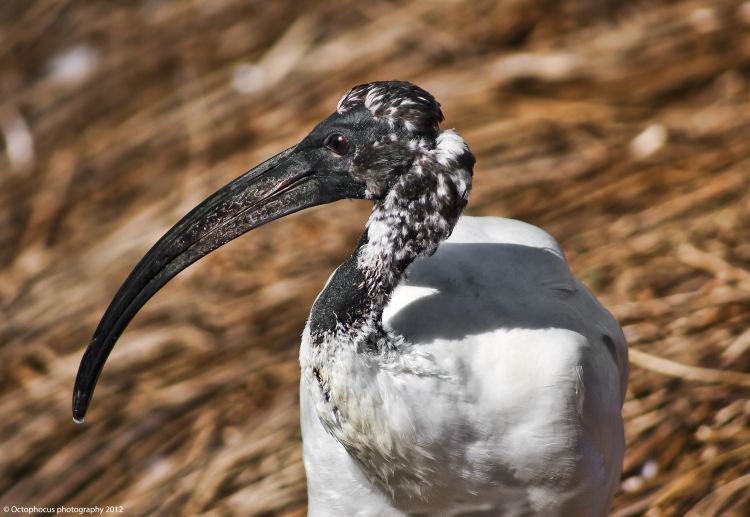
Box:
[307,226,415,346]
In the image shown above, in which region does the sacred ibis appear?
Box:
[73,81,628,516]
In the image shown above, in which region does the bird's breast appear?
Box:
[300,323,599,513]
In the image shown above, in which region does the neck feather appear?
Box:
[308,129,473,345]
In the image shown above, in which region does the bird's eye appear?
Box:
[324,134,350,155]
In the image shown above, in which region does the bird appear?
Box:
[73,80,628,516]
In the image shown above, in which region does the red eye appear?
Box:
[324,134,350,155]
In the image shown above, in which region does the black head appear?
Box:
[295,81,462,199]
[71,80,474,422]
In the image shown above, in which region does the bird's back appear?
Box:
[303,216,627,516]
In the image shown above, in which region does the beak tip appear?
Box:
[72,389,89,424]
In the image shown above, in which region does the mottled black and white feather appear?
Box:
[337,80,444,134]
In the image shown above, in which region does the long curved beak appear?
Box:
[72,145,360,423]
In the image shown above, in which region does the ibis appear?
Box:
[73,81,628,516]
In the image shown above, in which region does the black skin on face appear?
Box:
[299,95,443,202]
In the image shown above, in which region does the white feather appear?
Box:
[301,216,627,516]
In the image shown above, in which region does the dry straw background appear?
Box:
[1,0,749,515]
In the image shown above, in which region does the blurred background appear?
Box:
[1,0,749,515]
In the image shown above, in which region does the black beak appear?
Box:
[72,145,363,422]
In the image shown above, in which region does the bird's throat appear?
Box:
[308,195,445,346]
[307,230,413,345]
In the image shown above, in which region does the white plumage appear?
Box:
[301,216,627,516]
